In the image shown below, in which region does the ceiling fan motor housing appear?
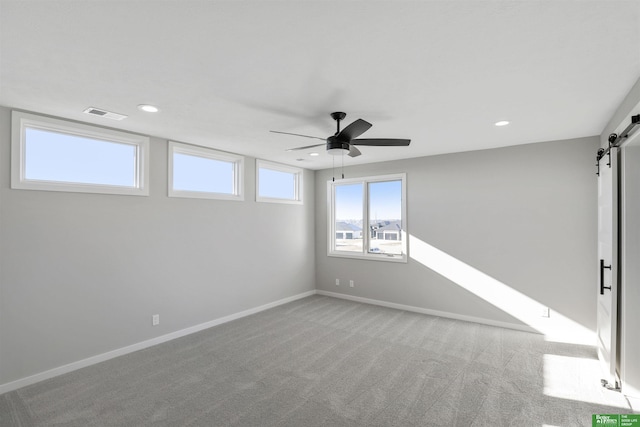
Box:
[326,136,350,155]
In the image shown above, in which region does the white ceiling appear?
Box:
[1,1,639,170]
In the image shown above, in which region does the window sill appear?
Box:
[256,196,303,205]
[328,251,407,263]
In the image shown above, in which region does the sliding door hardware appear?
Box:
[600,259,612,295]
[597,114,640,175]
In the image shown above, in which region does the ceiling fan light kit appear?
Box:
[326,138,351,155]
[271,112,411,158]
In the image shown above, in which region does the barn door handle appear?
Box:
[600,259,612,295]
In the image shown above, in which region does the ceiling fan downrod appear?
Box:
[327,112,352,155]
[330,112,346,135]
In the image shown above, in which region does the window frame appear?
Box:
[327,173,408,263]
[11,111,150,196]
[168,141,244,201]
[256,159,303,205]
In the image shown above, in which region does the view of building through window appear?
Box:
[334,183,364,253]
[368,180,403,255]
[333,178,403,256]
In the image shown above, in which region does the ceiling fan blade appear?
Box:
[270,130,326,141]
[348,145,362,158]
[351,138,411,146]
[336,119,372,142]
[286,143,326,152]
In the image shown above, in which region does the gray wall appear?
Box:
[0,102,605,386]
[315,137,598,339]
[601,76,640,148]
[0,106,316,385]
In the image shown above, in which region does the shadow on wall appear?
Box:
[409,234,594,346]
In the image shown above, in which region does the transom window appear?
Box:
[11,111,149,195]
[256,160,303,204]
[328,173,407,262]
[168,141,244,200]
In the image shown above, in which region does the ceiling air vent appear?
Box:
[83,107,128,121]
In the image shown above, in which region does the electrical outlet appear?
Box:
[349,280,354,288]
[335,279,340,286]
[152,314,160,326]
[541,307,550,318]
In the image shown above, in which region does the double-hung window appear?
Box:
[168,141,244,200]
[328,173,407,262]
[11,111,149,195]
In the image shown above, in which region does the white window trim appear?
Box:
[327,173,408,263]
[11,111,149,196]
[168,141,244,201]
[256,159,303,205]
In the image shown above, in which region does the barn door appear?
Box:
[596,147,620,388]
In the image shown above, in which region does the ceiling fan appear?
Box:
[270,112,410,158]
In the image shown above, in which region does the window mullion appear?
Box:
[328,182,336,253]
[363,181,369,255]
[332,184,337,252]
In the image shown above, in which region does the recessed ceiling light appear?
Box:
[309,152,320,156]
[138,104,159,113]
[495,120,510,126]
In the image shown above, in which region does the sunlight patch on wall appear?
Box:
[409,235,594,345]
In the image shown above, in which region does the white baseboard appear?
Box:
[316,290,539,334]
[0,290,316,395]
[0,289,543,394]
